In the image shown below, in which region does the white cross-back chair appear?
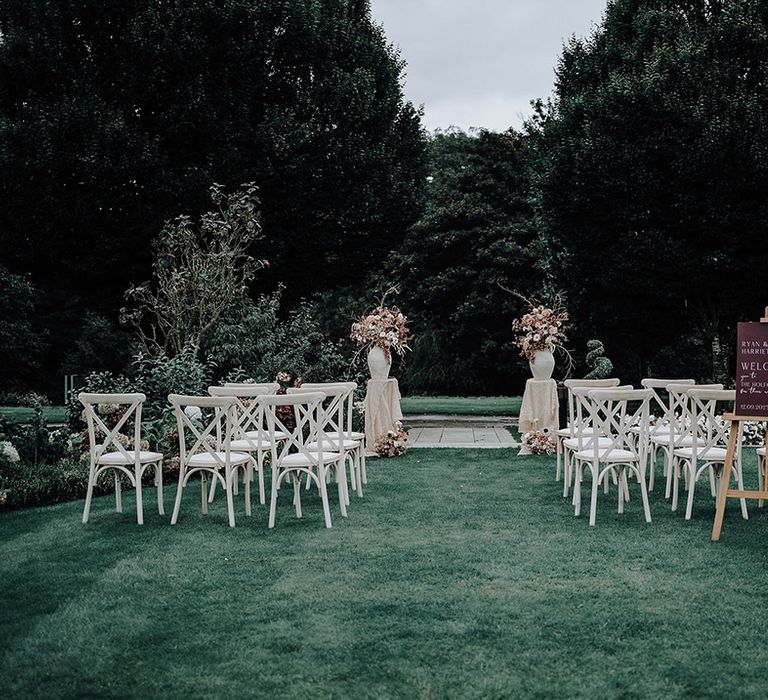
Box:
[168,394,251,528]
[260,392,347,529]
[637,378,695,493]
[562,384,633,499]
[293,382,362,499]
[300,381,367,486]
[207,384,282,506]
[650,383,722,498]
[572,388,653,526]
[79,392,164,525]
[557,378,621,489]
[671,388,748,521]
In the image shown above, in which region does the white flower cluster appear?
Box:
[0,441,20,463]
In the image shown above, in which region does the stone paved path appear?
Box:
[405,414,519,449]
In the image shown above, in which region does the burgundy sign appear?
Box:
[736,322,768,417]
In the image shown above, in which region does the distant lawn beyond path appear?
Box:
[3,449,768,698]
[0,405,67,424]
[400,395,521,416]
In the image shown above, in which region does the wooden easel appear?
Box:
[711,307,768,541]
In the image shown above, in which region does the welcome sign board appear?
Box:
[735,321,768,417]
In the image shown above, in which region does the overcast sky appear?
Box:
[370,0,608,132]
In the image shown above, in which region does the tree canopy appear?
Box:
[0,0,425,388]
[395,129,540,394]
[0,0,424,392]
[533,0,768,380]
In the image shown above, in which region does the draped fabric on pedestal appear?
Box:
[364,378,403,456]
[518,378,559,455]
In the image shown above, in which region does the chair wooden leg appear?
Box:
[82,466,96,524]
[244,464,252,518]
[201,473,209,515]
[665,452,674,500]
[318,467,332,528]
[672,462,680,511]
[269,468,280,529]
[257,453,266,505]
[135,465,144,525]
[226,468,236,528]
[156,462,165,516]
[293,473,303,518]
[685,466,696,520]
[589,465,600,526]
[171,468,185,525]
[574,462,582,516]
[639,468,652,523]
[337,461,348,518]
[114,473,122,513]
[563,450,573,498]
[617,468,624,514]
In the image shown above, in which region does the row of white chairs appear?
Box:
[79,381,366,529]
[555,378,755,526]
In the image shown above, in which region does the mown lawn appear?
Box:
[2,449,768,699]
[0,405,68,424]
[400,395,521,416]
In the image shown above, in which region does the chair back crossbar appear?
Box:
[259,392,328,471]
[585,388,652,464]
[168,395,237,482]
[79,392,145,471]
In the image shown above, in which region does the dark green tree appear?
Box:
[394,129,540,394]
[0,0,425,387]
[532,0,768,382]
[0,265,45,389]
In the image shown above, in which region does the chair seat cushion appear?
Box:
[280,451,341,467]
[557,427,600,438]
[325,431,365,441]
[189,451,250,467]
[564,436,614,450]
[244,429,287,441]
[230,438,280,450]
[306,439,359,450]
[673,447,728,461]
[574,448,637,462]
[98,450,163,465]
[650,434,700,447]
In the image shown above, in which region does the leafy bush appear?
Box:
[67,345,211,430]
[209,292,350,385]
[1,394,67,465]
[132,345,211,420]
[0,457,140,511]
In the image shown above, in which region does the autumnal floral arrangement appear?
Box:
[350,290,411,361]
[521,428,556,455]
[509,291,569,361]
[373,421,409,457]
